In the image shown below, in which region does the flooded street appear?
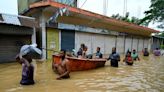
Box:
[0,55,164,92]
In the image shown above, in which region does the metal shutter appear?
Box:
[125,37,132,52]
[75,32,92,54]
[104,35,116,54]
[0,35,31,63]
[116,36,124,54]
[138,38,144,52]
[92,34,105,54]
[132,38,138,51]
[61,30,75,52]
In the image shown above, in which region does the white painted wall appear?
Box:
[92,34,105,54]
[75,32,151,56]
[0,0,18,15]
[132,38,138,51]
[104,35,116,54]
[116,36,124,54]
[144,39,149,48]
[75,32,117,55]
[125,37,132,52]
[75,32,92,54]
[138,38,144,52]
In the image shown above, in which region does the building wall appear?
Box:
[74,31,150,57]
[18,0,28,14]
[116,36,125,54]
[132,38,138,52]
[46,28,60,59]
[138,38,144,52]
[104,35,116,54]
[0,24,32,63]
[92,34,105,54]
[151,37,162,50]
[144,38,149,49]
[75,32,92,55]
[125,37,132,53]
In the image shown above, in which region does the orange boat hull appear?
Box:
[52,55,106,72]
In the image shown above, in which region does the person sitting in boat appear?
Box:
[123,51,133,65]
[16,54,35,85]
[153,48,161,56]
[143,48,149,56]
[53,49,70,80]
[95,47,103,58]
[131,49,140,61]
[77,43,85,58]
[107,47,120,67]
[82,46,88,58]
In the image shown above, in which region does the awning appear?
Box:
[0,13,38,28]
[26,0,159,37]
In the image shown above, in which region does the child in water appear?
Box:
[123,51,133,66]
[16,54,35,85]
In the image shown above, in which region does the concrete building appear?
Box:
[151,36,164,50]
[19,0,159,60]
[0,13,38,63]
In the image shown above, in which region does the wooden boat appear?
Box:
[52,55,106,72]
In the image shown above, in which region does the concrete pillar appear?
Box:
[31,27,36,44]
[41,14,47,60]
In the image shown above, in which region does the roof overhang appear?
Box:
[25,0,159,37]
[0,13,38,28]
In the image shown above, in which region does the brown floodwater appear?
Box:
[0,55,164,92]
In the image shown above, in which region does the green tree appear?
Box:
[140,0,164,28]
[111,12,141,25]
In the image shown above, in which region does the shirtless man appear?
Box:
[53,49,70,80]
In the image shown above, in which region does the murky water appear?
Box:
[0,55,164,92]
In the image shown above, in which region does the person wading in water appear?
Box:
[107,47,120,67]
[131,49,140,61]
[16,54,35,85]
[53,49,70,80]
[123,51,133,66]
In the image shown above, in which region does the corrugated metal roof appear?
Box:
[0,13,38,28]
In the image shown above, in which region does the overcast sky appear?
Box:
[0,0,162,31]
[78,0,151,18]
[78,0,162,31]
[0,0,18,15]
